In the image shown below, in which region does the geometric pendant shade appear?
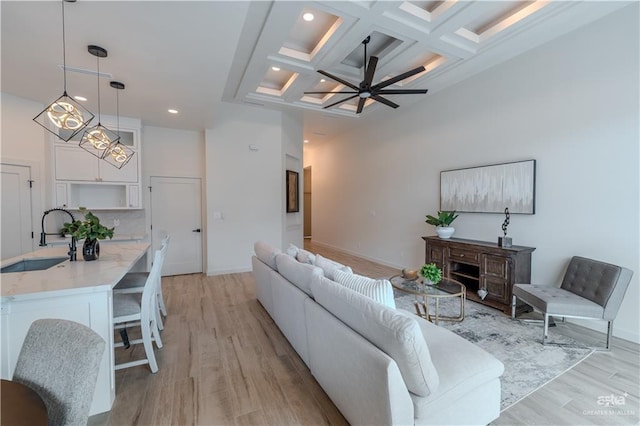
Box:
[33,92,94,141]
[102,81,134,169]
[79,45,119,158]
[102,141,135,169]
[33,0,94,141]
[79,124,121,159]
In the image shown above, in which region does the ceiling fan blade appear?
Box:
[364,56,378,87]
[323,94,359,109]
[371,94,399,109]
[371,66,426,90]
[304,91,359,94]
[318,70,360,91]
[376,89,428,95]
[356,97,366,114]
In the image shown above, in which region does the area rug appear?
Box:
[394,293,594,410]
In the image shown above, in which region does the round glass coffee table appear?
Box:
[390,275,466,324]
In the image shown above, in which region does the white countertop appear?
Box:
[1,243,150,300]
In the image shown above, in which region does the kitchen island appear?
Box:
[0,243,150,415]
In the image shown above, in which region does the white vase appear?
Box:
[436,226,455,239]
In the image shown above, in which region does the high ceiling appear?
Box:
[1,1,631,143]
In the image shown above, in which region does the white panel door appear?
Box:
[150,176,202,275]
[1,164,33,259]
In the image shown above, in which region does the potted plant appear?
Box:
[419,263,442,286]
[61,208,114,261]
[425,210,459,239]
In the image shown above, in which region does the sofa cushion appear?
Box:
[333,269,396,309]
[312,277,440,397]
[314,254,353,281]
[254,241,281,270]
[275,253,323,296]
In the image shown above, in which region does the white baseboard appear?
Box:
[309,240,405,271]
[207,267,252,276]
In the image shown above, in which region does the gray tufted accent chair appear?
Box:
[12,319,106,425]
[511,256,633,350]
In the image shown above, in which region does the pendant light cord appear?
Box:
[61,0,68,94]
[96,54,101,124]
[116,88,120,135]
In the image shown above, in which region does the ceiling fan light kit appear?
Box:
[304,36,428,114]
[33,0,94,141]
[79,45,121,159]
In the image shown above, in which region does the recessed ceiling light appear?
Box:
[271,66,280,72]
[168,109,178,114]
[320,79,326,83]
[74,95,87,102]
[303,12,314,22]
[304,139,309,144]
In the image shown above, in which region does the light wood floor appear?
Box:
[89,240,639,425]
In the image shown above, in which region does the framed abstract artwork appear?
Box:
[286,170,299,213]
[440,160,536,214]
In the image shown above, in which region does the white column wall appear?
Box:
[305,5,639,342]
[205,104,285,275]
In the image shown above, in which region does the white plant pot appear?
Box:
[436,226,455,239]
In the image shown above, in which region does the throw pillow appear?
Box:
[314,254,353,281]
[275,253,323,296]
[311,277,440,397]
[333,269,396,309]
[285,243,299,257]
[296,248,316,265]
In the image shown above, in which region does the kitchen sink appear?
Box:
[1,257,68,273]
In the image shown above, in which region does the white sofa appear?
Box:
[252,241,504,425]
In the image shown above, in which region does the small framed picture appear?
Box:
[286,170,299,213]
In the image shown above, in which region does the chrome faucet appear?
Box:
[40,208,77,261]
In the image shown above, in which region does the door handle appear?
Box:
[192,228,201,233]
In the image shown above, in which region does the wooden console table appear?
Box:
[423,236,535,314]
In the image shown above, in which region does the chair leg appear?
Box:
[605,321,613,351]
[141,319,159,373]
[511,295,517,319]
[156,300,164,331]
[543,314,550,345]
[158,284,168,317]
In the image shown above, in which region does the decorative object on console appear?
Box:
[101,81,135,169]
[425,210,458,239]
[419,263,442,285]
[441,159,536,214]
[286,170,299,213]
[498,207,512,248]
[61,208,114,261]
[79,45,121,159]
[33,0,94,141]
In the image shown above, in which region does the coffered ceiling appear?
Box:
[1,1,631,143]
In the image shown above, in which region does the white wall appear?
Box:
[205,103,286,275]
[282,110,304,249]
[306,5,639,342]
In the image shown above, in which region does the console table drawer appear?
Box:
[449,248,479,264]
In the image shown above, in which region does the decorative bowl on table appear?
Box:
[401,268,419,281]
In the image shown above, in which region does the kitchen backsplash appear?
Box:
[46,209,147,236]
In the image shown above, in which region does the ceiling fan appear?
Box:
[304,36,428,114]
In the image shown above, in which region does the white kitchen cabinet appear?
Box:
[55,145,138,183]
[52,116,142,210]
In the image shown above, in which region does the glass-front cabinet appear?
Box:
[51,115,142,210]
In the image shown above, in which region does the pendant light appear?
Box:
[79,45,120,158]
[33,0,94,141]
[102,81,135,169]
